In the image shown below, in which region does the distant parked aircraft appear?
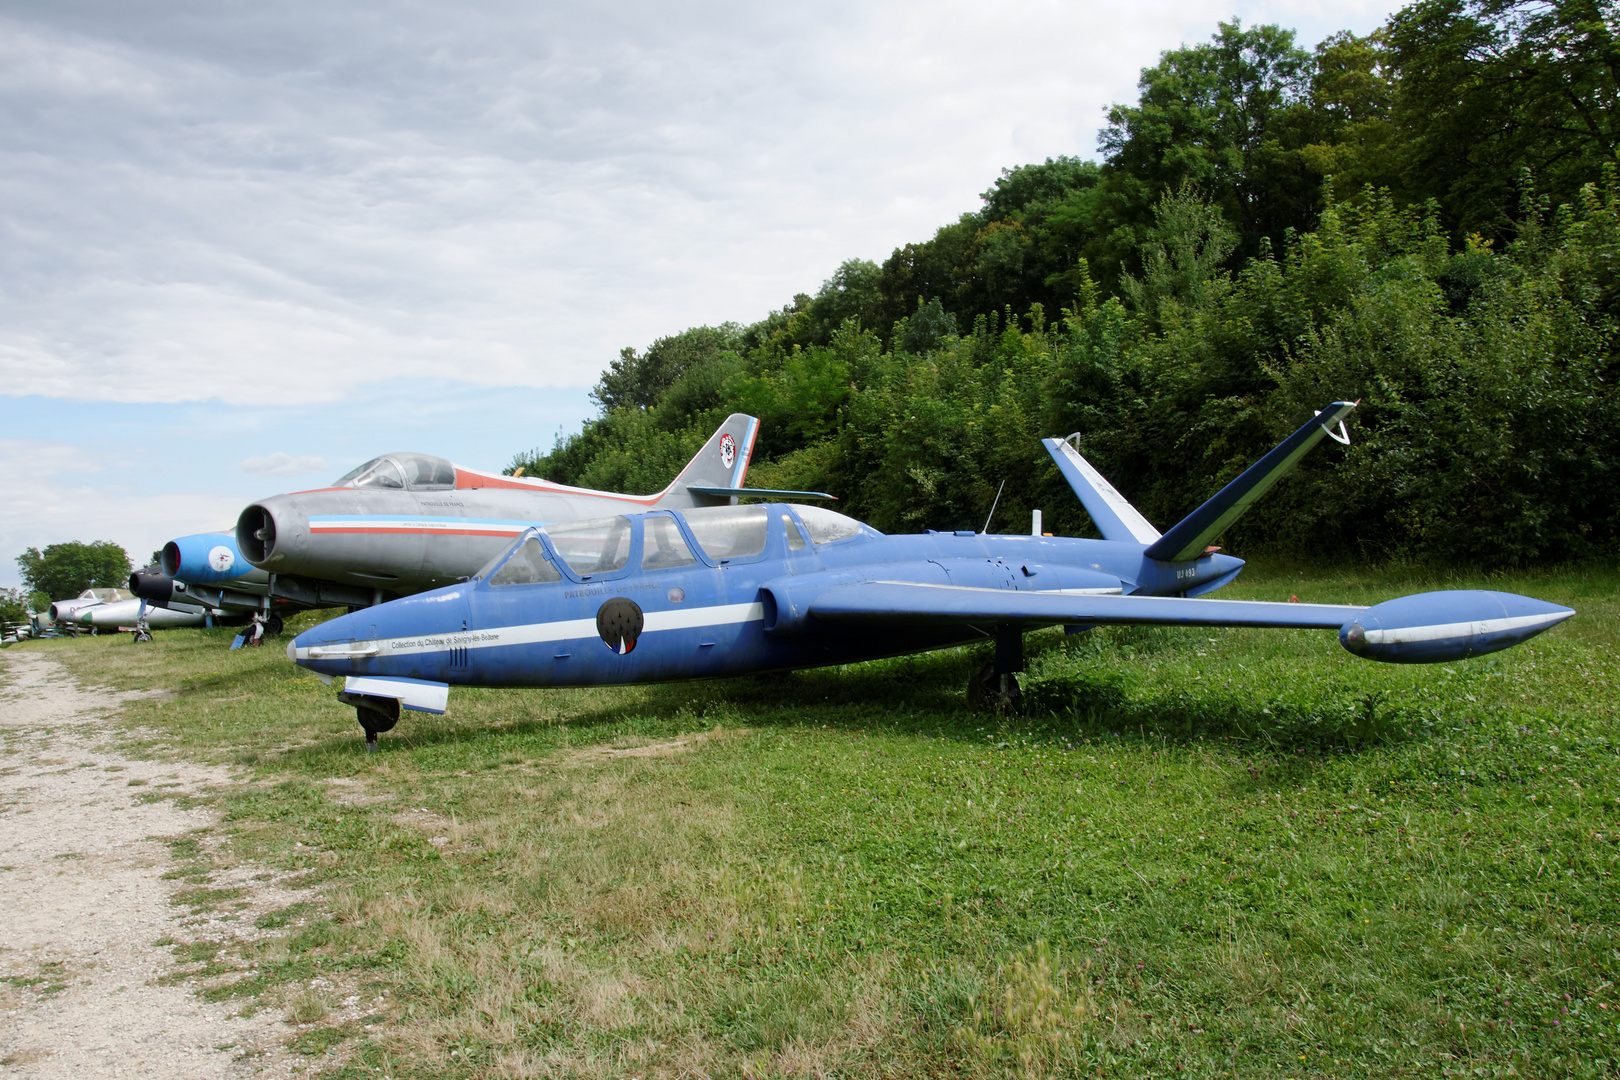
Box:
[130,534,290,635]
[236,413,829,612]
[46,588,131,630]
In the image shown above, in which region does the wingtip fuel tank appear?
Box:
[1338,590,1574,663]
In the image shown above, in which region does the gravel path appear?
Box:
[0,650,310,1078]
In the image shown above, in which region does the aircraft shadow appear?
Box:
[285,635,1413,763]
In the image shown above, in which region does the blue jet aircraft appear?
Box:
[129,532,290,638]
[289,403,1575,748]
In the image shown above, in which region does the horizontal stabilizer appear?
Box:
[1143,401,1356,563]
[1042,437,1160,544]
[688,486,837,501]
[807,580,1362,630]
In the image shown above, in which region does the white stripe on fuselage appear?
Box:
[295,602,766,662]
[1363,611,1569,645]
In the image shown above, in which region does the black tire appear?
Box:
[264,612,284,637]
[966,661,1021,713]
[356,701,399,735]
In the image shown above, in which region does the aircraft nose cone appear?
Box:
[286,638,297,662]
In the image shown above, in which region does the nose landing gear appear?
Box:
[336,691,400,752]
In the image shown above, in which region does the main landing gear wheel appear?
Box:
[967,661,1022,713]
[264,612,284,637]
[337,692,399,753]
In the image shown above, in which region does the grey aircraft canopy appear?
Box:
[334,453,458,491]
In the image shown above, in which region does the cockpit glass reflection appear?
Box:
[794,505,865,544]
[681,506,770,560]
[642,515,698,570]
[545,516,632,576]
[489,537,562,586]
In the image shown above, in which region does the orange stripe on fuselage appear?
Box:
[452,468,666,501]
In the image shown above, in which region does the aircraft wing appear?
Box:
[805,581,1363,630]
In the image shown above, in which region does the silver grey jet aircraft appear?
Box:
[235,413,829,610]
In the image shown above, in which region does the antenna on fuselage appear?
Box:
[981,479,1006,534]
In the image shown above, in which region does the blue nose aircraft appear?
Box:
[290,402,1575,748]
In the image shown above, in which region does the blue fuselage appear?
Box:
[291,505,1244,689]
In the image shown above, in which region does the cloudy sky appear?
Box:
[0,0,1395,590]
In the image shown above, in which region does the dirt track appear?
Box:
[0,650,308,1078]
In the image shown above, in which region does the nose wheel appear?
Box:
[337,691,400,752]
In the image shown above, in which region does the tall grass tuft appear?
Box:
[957,942,1095,1077]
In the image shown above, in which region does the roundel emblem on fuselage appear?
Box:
[596,596,644,655]
[208,546,235,573]
[719,433,736,470]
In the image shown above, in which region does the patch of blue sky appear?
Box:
[0,381,593,589]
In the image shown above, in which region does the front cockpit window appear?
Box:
[642,514,698,570]
[794,505,866,544]
[545,516,632,576]
[488,536,563,586]
[681,505,769,561]
[334,456,405,490]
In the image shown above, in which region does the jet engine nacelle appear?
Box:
[161,533,269,586]
[129,567,175,606]
[1339,590,1573,664]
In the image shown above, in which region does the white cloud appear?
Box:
[0,1,1397,407]
[235,452,330,477]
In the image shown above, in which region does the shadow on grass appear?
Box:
[269,632,1421,768]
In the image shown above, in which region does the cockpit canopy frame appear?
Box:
[334,453,458,491]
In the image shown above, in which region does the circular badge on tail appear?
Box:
[596,596,644,654]
[719,433,736,470]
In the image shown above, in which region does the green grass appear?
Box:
[10,560,1619,1078]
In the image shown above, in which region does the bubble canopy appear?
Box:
[471,504,873,584]
[334,453,457,490]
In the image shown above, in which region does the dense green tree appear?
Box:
[17,541,131,601]
[0,587,29,628]
[1386,0,1620,237]
[590,325,743,413]
[1098,20,1327,265]
[521,7,1620,568]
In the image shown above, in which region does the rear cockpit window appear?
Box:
[794,505,865,544]
[489,537,562,586]
[682,506,769,561]
[643,515,698,570]
[335,456,405,489]
[546,516,632,576]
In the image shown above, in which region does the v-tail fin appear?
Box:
[1142,401,1356,563]
[653,414,761,509]
[1042,436,1161,544]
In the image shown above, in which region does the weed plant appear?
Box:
[15,559,1619,1078]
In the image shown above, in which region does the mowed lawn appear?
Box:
[18,560,1620,1079]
